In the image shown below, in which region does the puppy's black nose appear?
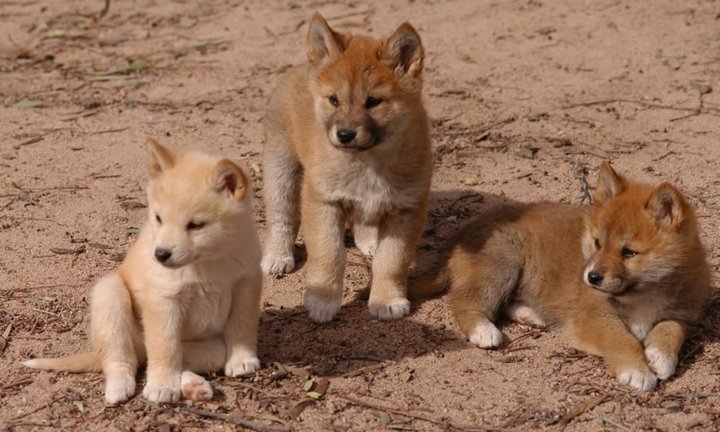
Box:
[587,271,604,286]
[336,129,357,144]
[154,248,172,263]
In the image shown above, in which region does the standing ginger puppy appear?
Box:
[262,13,432,323]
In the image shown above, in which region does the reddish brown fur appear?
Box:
[262,13,431,322]
[413,163,711,391]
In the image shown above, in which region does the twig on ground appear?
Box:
[555,393,607,425]
[670,86,711,122]
[180,406,290,432]
[89,127,128,135]
[0,323,12,354]
[98,0,110,18]
[31,308,60,317]
[571,158,592,204]
[2,379,34,390]
[13,135,44,150]
[653,150,677,161]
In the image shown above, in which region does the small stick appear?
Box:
[180,406,290,432]
[2,379,34,390]
[571,158,592,204]
[13,135,44,150]
[31,308,60,317]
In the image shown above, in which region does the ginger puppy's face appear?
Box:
[306,13,424,152]
[582,162,693,295]
[145,139,249,268]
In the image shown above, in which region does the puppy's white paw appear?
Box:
[224,353,261,377]
[353,224,378,257]
[468,322,503,349]
[180,371,213,401]
[369,298,410,320]
[645,346,677,380]
[261,253,295,275]
[617,368,657,391]
[142,376,182,403]
[305,293,342,323]
[105,374,136,405]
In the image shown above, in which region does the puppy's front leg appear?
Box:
[142,298,183,403]
[643,320,687,380]
[261,134,301,275]
[224,269,262,376]
[302,185,346,323]
[368,206,425,320]
[568,310,657,391]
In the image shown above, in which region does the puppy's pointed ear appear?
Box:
[380,22,424,78]
[646,183,687,230]
[147,138,175,177]
[307,12,345,65]
[594,162,625,205]
[213,159,249,202]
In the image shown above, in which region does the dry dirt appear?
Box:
[2,0,720,431]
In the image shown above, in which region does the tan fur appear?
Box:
[262,12,432,322]
[415,163,711,391]
[23,140,263,404]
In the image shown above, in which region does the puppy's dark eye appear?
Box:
[155,214,162,224]
[621,247,638,258]
[328,95,339,107]
[594,238,601,250]
[365,97,382,109]
[187,221,205,230]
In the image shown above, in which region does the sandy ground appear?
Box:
[2,0,720,431]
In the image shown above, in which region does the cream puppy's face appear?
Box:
[146,139,250,268]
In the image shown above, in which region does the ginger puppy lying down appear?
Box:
[415,163,711,391]
[24,140,263,404]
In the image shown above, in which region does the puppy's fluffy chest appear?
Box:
[146,261,241,340]
[312,156,426,220]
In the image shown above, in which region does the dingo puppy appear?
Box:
[23,139,263,404]
[413,163,711,391]
[261,13,432,323]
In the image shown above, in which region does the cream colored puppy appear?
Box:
[23,139,263,404]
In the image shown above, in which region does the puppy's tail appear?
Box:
[408,267,451,300]
[22,352,100,373]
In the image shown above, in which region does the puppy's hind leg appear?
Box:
[448,236,521,349]
[261,131,302,275]
[90,273,143,404]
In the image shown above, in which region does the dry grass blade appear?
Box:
[283,399,316,419]
[0,323,9,354]
[555,393,607,425]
